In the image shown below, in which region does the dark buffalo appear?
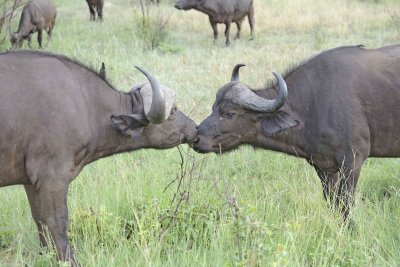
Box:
[86,0,104,21]
[174,0,254,46]
[0,50,197,265]
[10,0,56,49]
[194,45,400,220]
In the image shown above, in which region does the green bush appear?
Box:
[134,0,170,51]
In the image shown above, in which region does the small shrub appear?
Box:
[134,0,171,51]
[389,11,400,34]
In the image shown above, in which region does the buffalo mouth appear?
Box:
[160,133,193,149]
[192,137,238,154]
[158,127,198,149]
[174,4,183,9]
[192,144,216,154]
[174,3,190,10]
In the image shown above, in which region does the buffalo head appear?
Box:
[111,67,197,149]
[174,0,198,10]
[194,64,298,153]
[10,32,24,49]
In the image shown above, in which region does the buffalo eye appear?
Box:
[219,112,235,120]
[170,107,177,115]
[168,107,177,120]
[226,112,235,119]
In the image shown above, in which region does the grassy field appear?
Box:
[1,0,400,266]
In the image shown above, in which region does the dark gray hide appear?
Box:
[194,45,400,220]
[10,0,57,49]
[85,0,104,21]
[174,0,254,46]
[0,50,196,265]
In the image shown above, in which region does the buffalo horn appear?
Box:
[135,66,166,124]
[231,64,246,82]
[232,72,288,112]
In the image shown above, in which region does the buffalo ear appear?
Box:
[111,114,149,138]
[259,111,299,136]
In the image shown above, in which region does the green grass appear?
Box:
[1,0,400,266]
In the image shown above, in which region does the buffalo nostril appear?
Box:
[194,137,200,143]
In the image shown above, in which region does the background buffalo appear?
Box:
[85,0,104,21]
[175,0,254,46]
[10,0,56,49]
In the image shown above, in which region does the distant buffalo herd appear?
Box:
[9,0,255,48]
[2,0,400,266]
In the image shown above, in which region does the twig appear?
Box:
[227,196,242,262]
[159,145,203,242]
[159,190,186,242]
[0,0,26,44]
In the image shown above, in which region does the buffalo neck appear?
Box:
[251,84,309,159]
[85,89,142,164]
[194,3,218,17]
[16,11,31,37]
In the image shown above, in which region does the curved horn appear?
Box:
[231,72,288,112]
[231,64,246,82]
[135,66,166,124]
[270,71,288,110]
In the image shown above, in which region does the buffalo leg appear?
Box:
[27,34,33,49]
[313,165,329,200]
[320,162,362,221]
[24,184,49,248]
[25,176,78,266]
[37,30,43,48]
[235,21,242,40]
[248,4,255,40]
[47,21,55,41]
[333,161,362,220]
[224,19,232,46]
[40,182,77,265]
[97,3,103,21]
[209,17,218,44]
[87,3,95,21]
[45,24,55,48]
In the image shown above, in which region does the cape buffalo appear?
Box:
[193,45,400,221]
[86,0,104,21]
[0,50,196,265]
[10,0,56,49]
[174,0,254,46]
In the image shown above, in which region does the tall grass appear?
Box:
[1,0,400,266]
